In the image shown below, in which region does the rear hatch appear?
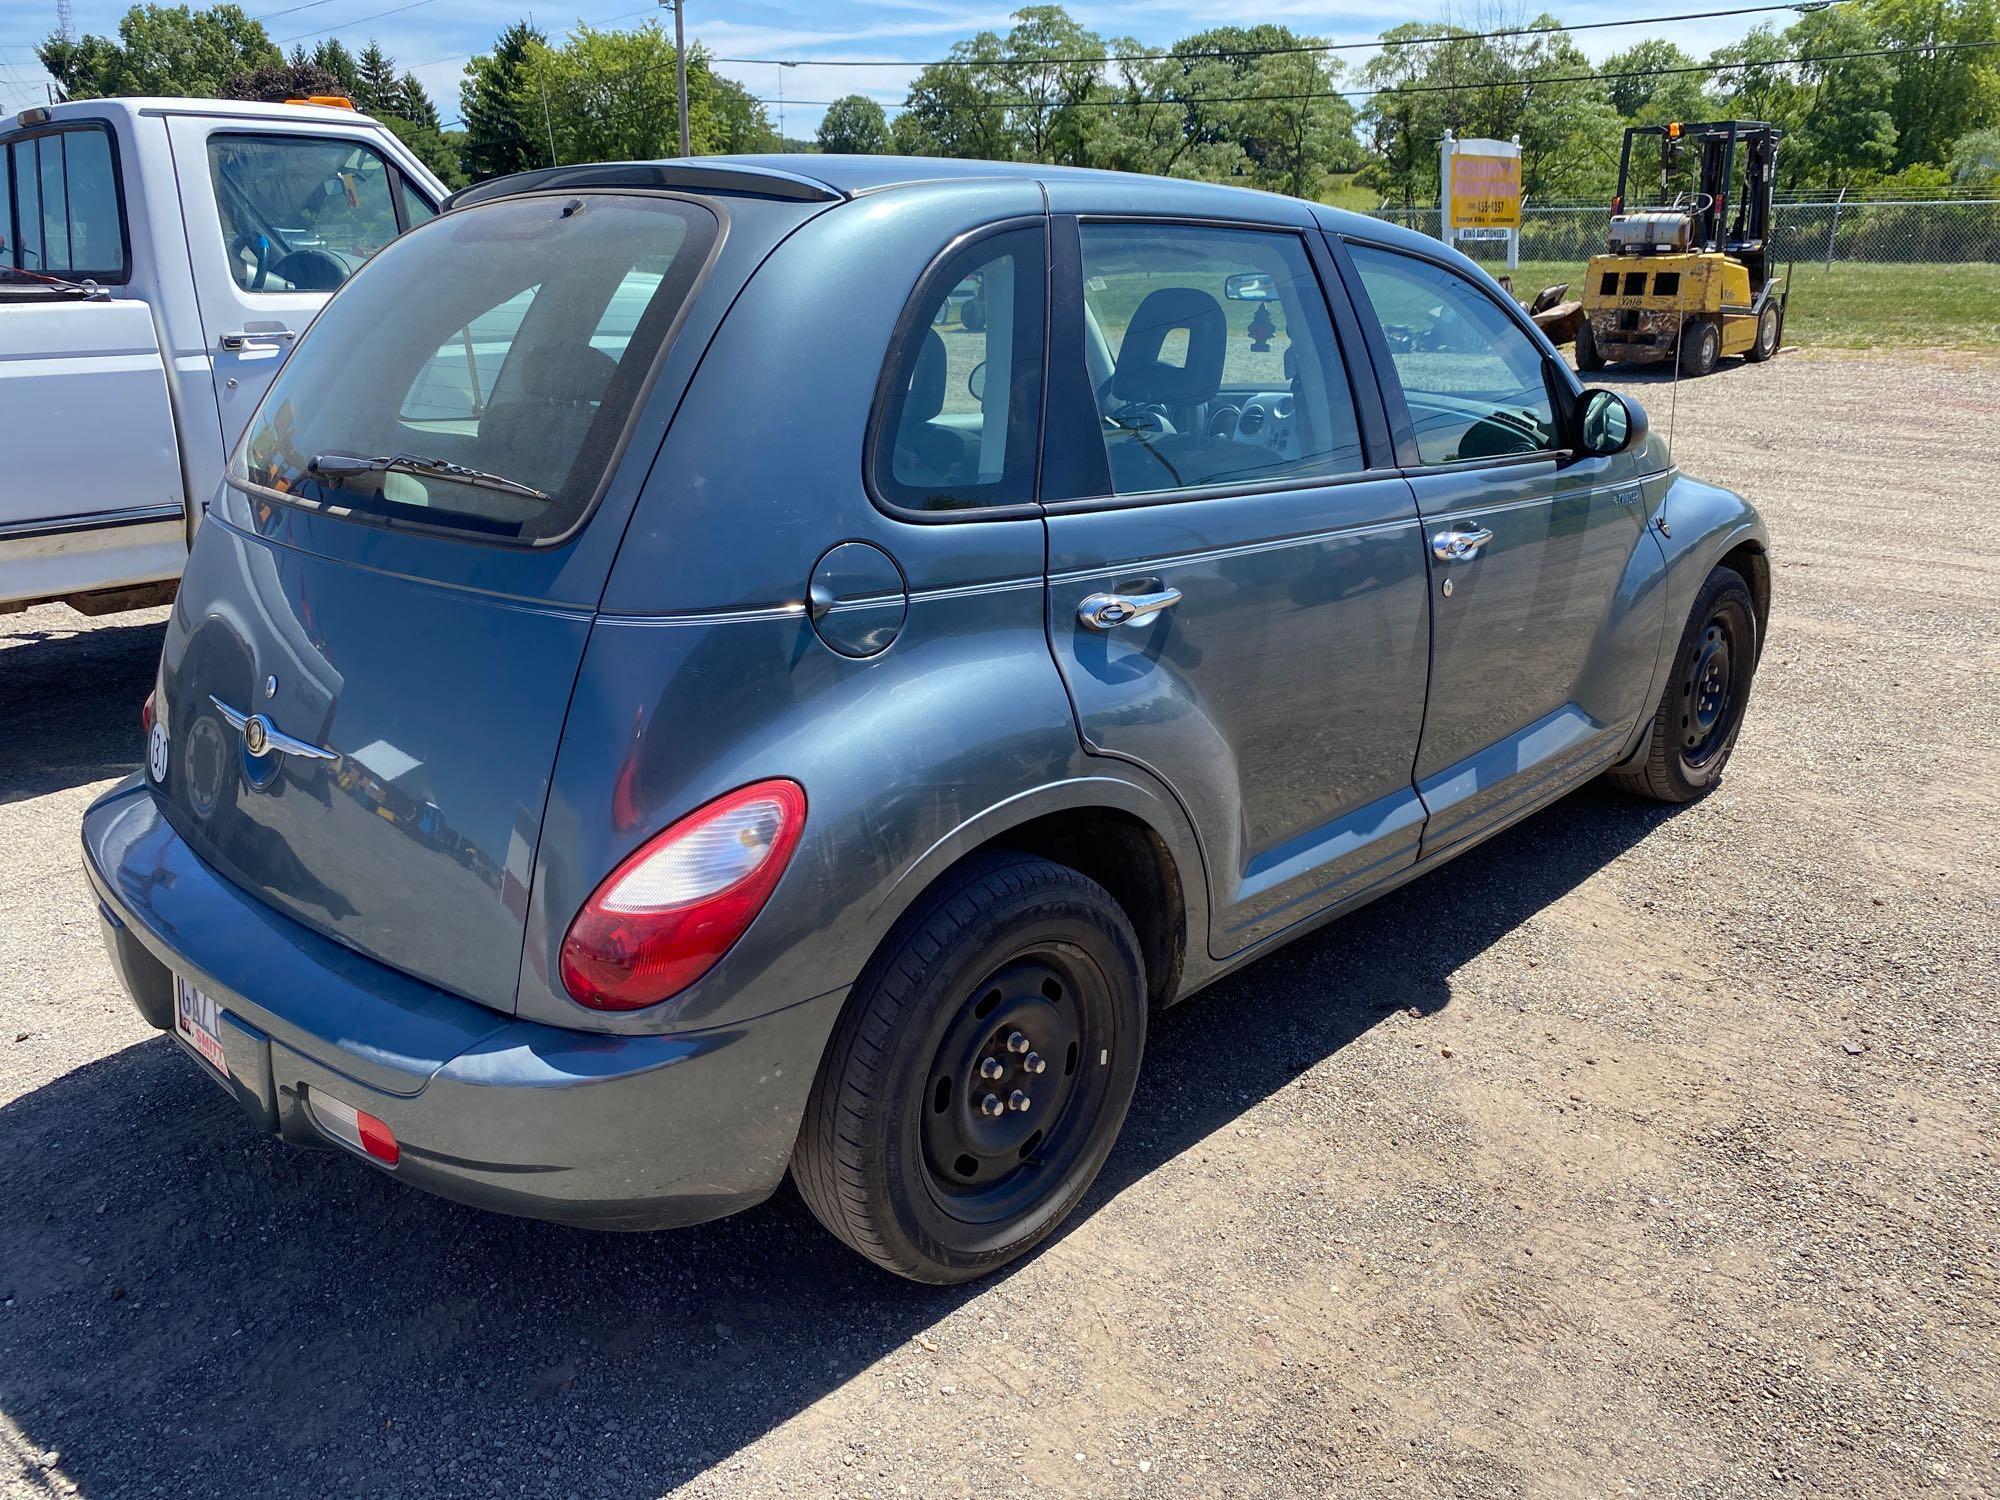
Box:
[151,188,753,1013]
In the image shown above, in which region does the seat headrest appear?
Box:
[906,328,947,425]
[524,343,618,404]
[1110,287,1227,406]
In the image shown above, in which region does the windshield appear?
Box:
[232,193,718,542]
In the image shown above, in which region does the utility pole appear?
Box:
[662,0,690,156]
[777,60,796,149]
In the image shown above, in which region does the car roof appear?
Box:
[2,95,395,132]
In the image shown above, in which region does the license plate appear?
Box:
[174,975,230,1080]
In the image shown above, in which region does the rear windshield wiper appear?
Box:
[308,451,550,503]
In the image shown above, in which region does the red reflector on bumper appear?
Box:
[308,1087,400,1165]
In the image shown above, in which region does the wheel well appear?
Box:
[1719,540,1770,645]
[985,808,1188,1010]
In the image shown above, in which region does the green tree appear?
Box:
[38,3,279,99]
[311,37,358,94]
[514,28,756,166]
[1787,4,1898,188]
[1864,0,2000,168]
[1601,39,1711,124]
[1948,123,2000,184]
[220,59,341,101]
[817,93,892,153]
[459,20,547,181]
[352,40,398,117]
[711,75,779,153]
[895,32,1014,159]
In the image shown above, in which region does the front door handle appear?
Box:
[220,329,297,351]
[1431,526,1495,563]
[1078,587,1182,631]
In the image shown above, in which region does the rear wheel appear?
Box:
[1744,300,1780,362]
[1574,319,1606,372]
[1610,564,1759,803]
[793,852,1146,1283]
[1678,317,1720,377]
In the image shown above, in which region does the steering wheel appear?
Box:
[1095,376,1175,438]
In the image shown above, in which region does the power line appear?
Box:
[273,0,437,47]
[708,1,1851,70]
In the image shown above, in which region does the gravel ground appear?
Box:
[1,347,1995,1499]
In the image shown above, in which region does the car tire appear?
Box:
[1574,320,1606,372]
[1610,564,1760,803]
[1678,317,1720,377]
[1744,301,1780,362]
[960,297,985,332]
[793,851,1146,1283]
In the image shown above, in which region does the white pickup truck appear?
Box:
[1,96,446,616]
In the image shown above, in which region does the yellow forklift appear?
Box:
[1577,120,1786,376]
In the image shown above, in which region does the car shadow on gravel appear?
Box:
[0,614,165,806]
[0,785,1676,1499]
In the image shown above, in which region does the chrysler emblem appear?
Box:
[207,696,338,765]
[243,715,270,757]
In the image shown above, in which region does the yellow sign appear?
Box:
[1449,151,1522,229]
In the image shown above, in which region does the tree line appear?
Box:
[35,1,2000,200]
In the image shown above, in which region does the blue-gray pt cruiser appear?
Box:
[83,155,1770,1282]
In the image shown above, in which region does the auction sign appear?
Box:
[1447,140,1522,229]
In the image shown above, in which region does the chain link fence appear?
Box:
[1366,193,2000,268]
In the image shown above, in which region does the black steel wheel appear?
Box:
[794,852,1146,1283]
[1611,564,1761,803]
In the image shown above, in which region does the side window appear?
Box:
[206,133,400,293]
[1077,222,1365,498]
[399,287,539,429]
[1347,244,1557,466]
[397,177,437,228]
[871,224,1046,513]
[2,126,127,280]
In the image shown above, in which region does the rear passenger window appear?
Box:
[1348,244,1557,466]
[1,125,127,281]
[872,225,1046,513]
[1075,222,1365,498]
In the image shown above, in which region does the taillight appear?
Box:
[141,689,156,736]
[559,779,807,1011]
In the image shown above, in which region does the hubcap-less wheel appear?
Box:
[1678,618,1736,767]
[922,955,1108,1223]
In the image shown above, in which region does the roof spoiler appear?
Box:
[444,159,846,212]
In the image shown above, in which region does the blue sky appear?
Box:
[1,0,1785,136]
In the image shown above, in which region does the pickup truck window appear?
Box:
[2,124,127,282]
[206,133,401,293]
[235,193,719,544]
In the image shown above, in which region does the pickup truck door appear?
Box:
[164,115,433,459]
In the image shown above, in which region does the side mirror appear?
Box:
[967,360,986,402]
[1223,271,1278,301]
[1577,387,1648,456]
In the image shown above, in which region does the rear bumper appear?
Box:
[81,777,842,1231]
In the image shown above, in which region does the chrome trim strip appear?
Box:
[208,696,338,761]
[0,502,182,543]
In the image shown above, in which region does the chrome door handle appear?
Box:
[220,329,297,351]
[1078,587,1182,631]
[1431,526,1495,563]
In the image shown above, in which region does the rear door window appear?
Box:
[235,193,719,543]
[2,125,127,281]
[206,133,401,292]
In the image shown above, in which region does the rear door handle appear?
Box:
[1431,526,1494,563]
[1078,587,1182,630]
[220,329,297,351]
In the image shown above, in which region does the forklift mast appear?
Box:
[1611,120,1780,291]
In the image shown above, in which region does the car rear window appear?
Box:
[232,192,718,543]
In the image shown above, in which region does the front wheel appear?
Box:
[1744,300,1780,362]
[1610,564,1760,803]
[793,852,1146,1283]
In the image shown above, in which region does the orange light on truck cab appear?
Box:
[285,95,356,109]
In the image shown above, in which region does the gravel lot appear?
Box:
[1,347,1995,1499]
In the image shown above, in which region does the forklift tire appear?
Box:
[1678,318,1720,377]
[1574,320,1606,372]
[1744,302,1780,362]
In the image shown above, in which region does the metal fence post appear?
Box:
[1826,187,1846,271]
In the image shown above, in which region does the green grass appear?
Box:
[1317,172,1379,212]
[1482,258,2000,351]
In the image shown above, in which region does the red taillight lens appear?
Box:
[560,779,807,1011]
[141,689,156,736]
